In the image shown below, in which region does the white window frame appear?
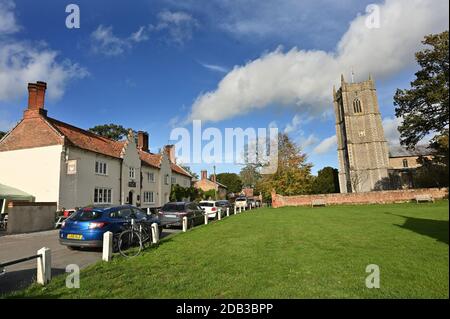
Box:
[171,176,176,184]
[143,191,155,204]
[147,172,155,183]
[94,187,112,204]
[129,167,135,179]
[95,161,108,175]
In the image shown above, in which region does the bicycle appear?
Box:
[117,219,153,258]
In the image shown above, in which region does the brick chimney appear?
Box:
[210,174,217,183]
[164,145,176,163]
[137,131,149,152]
[24,81,47,118]
[201,170,207,180]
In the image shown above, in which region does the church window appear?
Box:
[402,159,408,168]
[353,99,362,113]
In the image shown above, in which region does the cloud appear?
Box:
[90,25,149,56]
[188,0,449,122]
[382,116,402,146]
[0,2,88,102]
[284,114,304,134]
[151,10,198,45]
[299,134,319,150]
[0,0,19,34]
[313,135,337,154]
[200,63,229,73]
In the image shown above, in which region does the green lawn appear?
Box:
[9,201,449,298]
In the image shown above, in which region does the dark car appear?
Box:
[159,202,204,229]
[59,205,160,249]
[216,200,232,209]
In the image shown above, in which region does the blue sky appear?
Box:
[0,0,448,176]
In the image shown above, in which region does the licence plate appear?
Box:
[165,214,177,218]
[67,234,83,240]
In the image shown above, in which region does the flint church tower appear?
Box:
[333,74,390,193]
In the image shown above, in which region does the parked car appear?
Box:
[216,200,233,212]
[247,199,256,208]
[255,200,262,208]
[59,205,160,249]
[199,200,223,219]
[234,197,248,209]
[158,202,204,228]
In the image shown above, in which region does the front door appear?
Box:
[128,191,133,205]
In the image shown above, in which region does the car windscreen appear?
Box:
[235,198,246,201]
[216,201,229,206]
[161,204,186,212]
[199,202,214,207]
[70,209,103,221]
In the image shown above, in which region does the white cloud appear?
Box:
[188,0,449,122]
[91,25,149,56]
[0,0,19,34]
[382,116,402,146]
[151,10,198,45]
[313,135,337,154]
[201,63,229,73]
[299,134,319,150]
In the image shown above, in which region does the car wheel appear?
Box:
[67,246,79,251]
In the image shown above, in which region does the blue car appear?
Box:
[59,205,161,249]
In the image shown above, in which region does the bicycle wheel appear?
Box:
[118,229,142,257]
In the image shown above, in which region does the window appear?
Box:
[403,159,408,168]
[129,167,135,179]
[165,174,169,185]
[109,208,132,219]
[94,187,112,204]
[143,191,155,203]
[353,99,362,113]
[171,176,176,184]
[184,179,189,187]
[95,161,107,175]
[147,172,155,183]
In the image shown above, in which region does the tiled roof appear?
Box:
[389,145,433,158]
[46,117,125,158]
[171,163,192,178]
[139,150,162,168]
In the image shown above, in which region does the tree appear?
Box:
[89,124,130,141]
[216,173,242,193]
[394,31,449,148]
[239,164,261,188]
[312,167,340,194]
[256,133,314,199]
[0,131,5,140]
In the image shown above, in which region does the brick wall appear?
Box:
[271,188,448,208]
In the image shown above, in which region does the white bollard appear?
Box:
[151,223,159,244]
[182,216,188,232]
[227,207,230,217]
[102,231,113,262]
[239,206,242,213]
[249,205,252,210]
[218,209,222,221]
[204,213,209,225]
[37,247,51,285]
[234,206,237,214]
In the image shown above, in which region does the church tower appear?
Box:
[333,75,390,193]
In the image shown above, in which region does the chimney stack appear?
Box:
[24,81,47,118]
[137,131,149,152]
[201,170,207,180]
[210,174,216,183]
[164,145,176,163]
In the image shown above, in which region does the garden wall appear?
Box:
[271,188,448,208]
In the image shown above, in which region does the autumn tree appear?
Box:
[256,133,313,199]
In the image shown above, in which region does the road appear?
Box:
[0,228,180,296]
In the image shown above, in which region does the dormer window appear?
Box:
[353,98,362,113]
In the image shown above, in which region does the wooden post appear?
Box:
[182,216,188,232]
[204,213,209,225]
[234,206,237,215]
[218,209,222,221]
[102,231,113,262]
[37,247,51,285]
[226,207,230,217]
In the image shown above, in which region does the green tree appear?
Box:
[0,131,6,140]
[394,31,449,148]
[89,124,131,141]
[256,133,314,199]
[216,173,242,193]
[311,167,340,194]
[202,189,216,200]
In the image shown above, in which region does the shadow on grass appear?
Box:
[386,213,449,245]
